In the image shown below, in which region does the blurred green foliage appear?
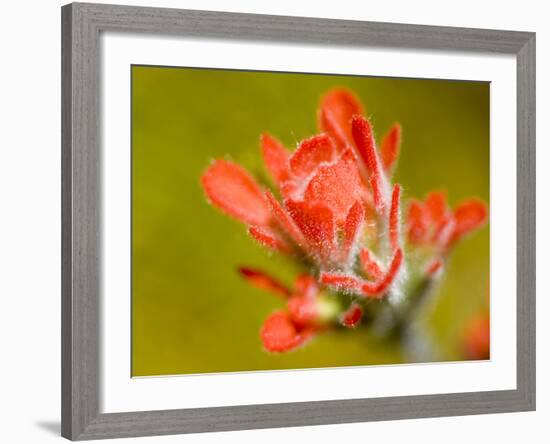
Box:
[132,66,489,376]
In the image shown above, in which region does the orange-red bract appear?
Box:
[260,311,315,352]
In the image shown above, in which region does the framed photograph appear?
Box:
[61,2,535,440]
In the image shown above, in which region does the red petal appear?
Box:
[425,191,449,226]
[351,116,389,214]
[286,200,336,259]
[341,303,363,328]
[303,149,366,224]
[359,248,384,280]
[425,257,444,276]
[294,274,318,299]
[260,311,315,353]
[451,199,488,243]
[321,248,403,298]
[389,184,401,251]
[320,248,403,298]
[319,272,363,293]
[380,124,401,173]
[239,267,292,298]
[265,191,307,248]
[361,248,404,297]
[433,217,456,248]
[407,200,428,244]
[279,181,298,200]
[288,296,319,327]
[261,133,290,185]
[289,134,336,179]
[321,268,397,299]
[249,226,292,253]
[342,201,365,261]
[201,160,270,226]
[318,89,364,149]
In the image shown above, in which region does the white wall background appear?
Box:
[0,0,545,443]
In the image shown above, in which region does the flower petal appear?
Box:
[238,267,292,298]
[294,274,318,299]
[319,272,364,293]
[325,248,404,298]
[361,248,404,297]
[286,200,336,259]
[264,191,307,248]
[342,201,365,262]
[359,248,384,280]
[303,149,366,224]
[425,257,444,276]
[380,123,401,174]
[260,311,315,353]
[341,303,363,328]
[389,184,401,251]
[261,133,290,185]
[319,88,364,149]
[425,191,449,226]
[288,296,318,328]
[451,199,488,242]
[289,134,336,180]
[434,217,456,248]
[407,200,429,244]
[249,226,292,253]
[201,160,270,226]
[351,116,390,214]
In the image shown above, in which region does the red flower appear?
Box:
[201,87,489,353]
[320,183,404,298]
[239,265,368,351]
[407,191,487,249]
[406,191,488,276]
[239,269,329,352]
[202,90,405,297]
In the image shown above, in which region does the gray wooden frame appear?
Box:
[61,2,536,440]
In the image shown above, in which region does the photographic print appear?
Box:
[131,66,489,377]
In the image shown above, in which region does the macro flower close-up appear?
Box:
[201,88,488,355]
[131,67,490,376]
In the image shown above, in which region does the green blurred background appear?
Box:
[132,66,489,377]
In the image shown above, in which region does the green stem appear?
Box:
[370,276,440,361]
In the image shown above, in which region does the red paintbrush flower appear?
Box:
[406,191,488,276]
[202,90,404,298]
[238,269,335,352]
[407,191,487,249]
[201,87,489,353]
